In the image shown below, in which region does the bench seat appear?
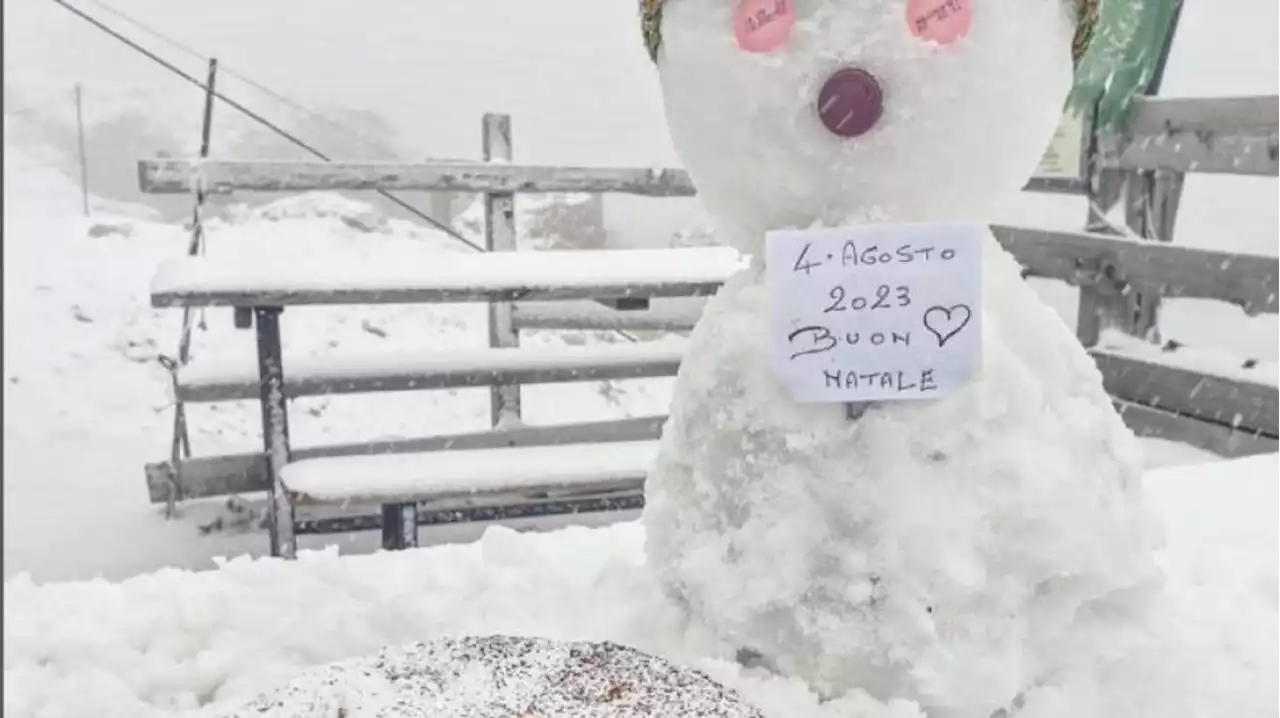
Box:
[1093,346,1278,436]
[150,247,744,308]
[280,440,660,505]
[175,342,687,403]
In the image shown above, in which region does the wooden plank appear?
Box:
[991,225,1279,315]
[1107,95,1278,175]
[175,343,686,403]
[280,440,658,505]
[149,378,1277,506]
[151,228,1276,314]
[294,492,645,535]
[511,299,708,332]
[1124,95,1279,137]
[143,416,669,503]
[139,159,701,196]
[152,277,728,309]
[140,98,1276,199]
[139,160,1107,198]
[1109,134,1278,175]
[1114,400,1278,458]
[150,247,743,309]
[1091,348,1278,436]
[1102,95,1279,175]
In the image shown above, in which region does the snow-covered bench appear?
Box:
[281,441,659,549]
[148,246,742,559]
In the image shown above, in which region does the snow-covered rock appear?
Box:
[222,635,766,717]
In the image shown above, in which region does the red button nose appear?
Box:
[816,68,883,138]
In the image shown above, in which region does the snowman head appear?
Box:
[643,0,1097,256]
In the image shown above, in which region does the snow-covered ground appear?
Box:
[4,127,1276,718]
[3,1,1277,715]
[5,454,1277,718]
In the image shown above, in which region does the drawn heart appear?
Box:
[923,304,972,347]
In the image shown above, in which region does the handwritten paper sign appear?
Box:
[765,222,983,403]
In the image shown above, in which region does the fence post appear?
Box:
[482,113,522,428]
[188,59,218,262]
[162,57,218,518]
[1075,4,1183,348]
[1121,168,1184,342]
[1075,150,1128,347]
[1113,1,1185,344]
[74,84,89,217]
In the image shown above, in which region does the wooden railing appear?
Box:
[138,97,1278,553]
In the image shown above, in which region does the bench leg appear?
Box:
[382,503,419,551]
[254,307,296,560]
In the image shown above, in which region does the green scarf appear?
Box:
[640,0,1180,131]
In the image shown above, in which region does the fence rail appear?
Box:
[1108,95,1279,175]
[988,225,1278,315]
[138,95,1280,196]
[139,158,700,196]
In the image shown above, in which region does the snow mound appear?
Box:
[223,635,766,718]
[4,455,1276,718]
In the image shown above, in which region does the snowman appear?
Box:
[638,1,1175,715]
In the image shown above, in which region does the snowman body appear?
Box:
[642,1,1164,715]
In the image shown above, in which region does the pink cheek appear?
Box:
[906,0,972,46]
[734,0,795,53]
[816,68,884,139]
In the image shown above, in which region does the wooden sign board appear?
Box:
[1031,110,1089,183]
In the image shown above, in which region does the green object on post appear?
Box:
[1066,0,1183,131]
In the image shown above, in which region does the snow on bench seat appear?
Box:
[175,341,687,402]
[280,440,659,505]
[1092,334,1278,436]
[150,247,746,308]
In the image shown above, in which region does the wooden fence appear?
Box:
[137,96,1278,534]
